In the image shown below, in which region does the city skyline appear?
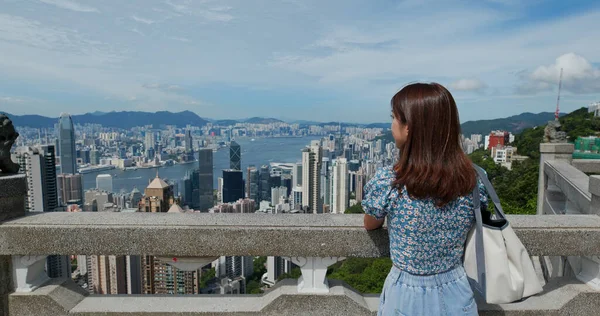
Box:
[1,1,599,122]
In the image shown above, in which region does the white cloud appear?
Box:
[143,83,184,92]
[0,96,25,103]
[450,79,488,92]
[170,37,190,43]
[518,53,600,94]
[131,15,155,25]
[164,0,234,22]
[39,0,99,13]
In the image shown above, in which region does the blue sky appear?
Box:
[0,0,599,123]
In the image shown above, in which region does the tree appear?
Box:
[345,204,364,214]
[199,268,216,290]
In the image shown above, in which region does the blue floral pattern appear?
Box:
[362,167,488,275]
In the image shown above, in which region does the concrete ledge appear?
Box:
[1,213,600,257]
[9,277,600,316]
[572,160,600,175]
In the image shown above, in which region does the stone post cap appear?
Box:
[540,143,574,154]
[590,175,600,197]
[0,174,27,199]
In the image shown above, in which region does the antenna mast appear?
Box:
[555,68,563,121]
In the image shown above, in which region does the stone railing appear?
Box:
[537,143,600,296]
[1,209,600,315]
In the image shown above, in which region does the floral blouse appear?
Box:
[362,167,488,275]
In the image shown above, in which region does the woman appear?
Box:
[363,83,487,316]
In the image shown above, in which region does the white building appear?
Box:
[331,158,349,214]
[292,186,303,210]
[589,102,600,117]
[96,174,113,192]
[271,186,287,206]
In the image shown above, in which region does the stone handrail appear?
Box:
[2,213,600,257]
[2,212,600,315]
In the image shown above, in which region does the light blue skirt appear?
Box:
[378,265,478,316]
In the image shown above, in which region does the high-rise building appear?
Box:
[145,131,155,152]
[246,166,259,206]
[142,256,200,295]
[12,146,59,212]
[222,170,244,203]
[331,158,349,214]
[271,186,287,206]
[90,150,100,165]
[265,256,292,286]
[217,177,223,204]
[12,145,69,278]
[292,186,303,210]
[217,256,253,294]
[355,168,367,203]
[198,149,214,211]
[58,113,77,174]
[230,141,241,170]
[321,158,331,207]
[129,187,142,208]
[302,141,323,213]
[184,129,193,153]
[259,165,270,202]
[57,173,83,205]
[96,174,113,192]
[88,255,128,294]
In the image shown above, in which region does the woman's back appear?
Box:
[363,166,487,275]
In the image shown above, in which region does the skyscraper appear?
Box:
[230,141,241,170]
[302,141,323,213]
[259,165,270,202]
[13,145,69,278]
[96,174,113,192]
[58,113,77,175]
[331,158,349,214]
[222,170,244,203]
[198,149,214,211]
[321,157,331,207]
[184,129,193,153]
[246,166,259,206]
[12,146,59,212]
[292,163,302,188]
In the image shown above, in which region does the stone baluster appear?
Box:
[283,257,345,294]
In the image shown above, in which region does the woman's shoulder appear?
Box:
[373,166,395,181]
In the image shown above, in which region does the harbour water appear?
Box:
[82,137,320,193]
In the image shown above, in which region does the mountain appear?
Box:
[213,119,239,126]
[2,110,210,129]
[461,112,563,136]
[244,117,284,124]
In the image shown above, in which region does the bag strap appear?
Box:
[473,165,506,220]
[471,174,487,297]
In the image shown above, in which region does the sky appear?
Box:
[0,0,599,123]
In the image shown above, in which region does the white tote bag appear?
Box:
[463,166,543,304]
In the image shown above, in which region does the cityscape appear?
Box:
[7,101,600,296]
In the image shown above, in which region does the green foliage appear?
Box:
[277,267,302,281]
[327,258,393,294]
[246,280,263,294]
[345,203,364,214]
[199,268,216,290]
[245,256,267,294]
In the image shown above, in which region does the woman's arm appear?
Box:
[364,214,385,230]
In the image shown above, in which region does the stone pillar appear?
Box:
[537,143,574,215]
[0,174,27,316]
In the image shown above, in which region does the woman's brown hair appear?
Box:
[391,82,476,206]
